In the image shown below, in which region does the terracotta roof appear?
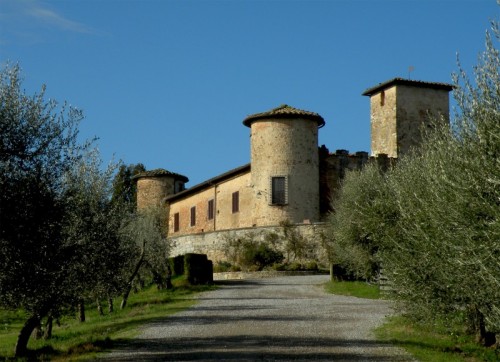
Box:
[165,163,251,203]
[133,168,189,183]
[362,78,454,96]
[243,104,325,128]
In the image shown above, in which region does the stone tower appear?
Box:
[362,78,453,158]
[134,169,189,210]
[243,105,325,226]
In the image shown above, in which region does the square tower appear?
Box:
[363,78,453,158]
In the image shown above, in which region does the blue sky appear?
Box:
[1,0,498,186]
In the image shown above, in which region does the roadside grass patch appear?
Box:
[324,280,381,299]
[375,315,499,362]
[0,277,216,360]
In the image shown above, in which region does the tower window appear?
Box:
[232,191,239,213]
[174,213,179,232]
[174,181,185,193]
[380,91,385,106]
[190,206,196,227]
[270,176,288,205]
[208,199,214,220]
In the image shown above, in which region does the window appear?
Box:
[190,206,196,227]
[270,176,288,205]
[174,213,179,232]
[174,181,185,193]
[232,191,239,213]
[208,199,214,220]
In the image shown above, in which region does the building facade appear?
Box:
[135,78,453,261]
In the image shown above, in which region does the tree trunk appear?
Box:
[152,269,164,290]
[32,319,42,340]
[121,241,146,310]
[166,264,173,289]
[78,300,85,322]
[14,314,40,357]
[97,299,103,316]
[44,314,53,340]
[108,296,114,313]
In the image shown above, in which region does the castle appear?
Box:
[135,78,453,262]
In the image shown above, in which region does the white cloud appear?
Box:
[27,5,95,34]
[0,0,102,40]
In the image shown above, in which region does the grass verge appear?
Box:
[324,280,381,299]
[325,281,499,361]
[0,278,216,360]
[375,315,499,362]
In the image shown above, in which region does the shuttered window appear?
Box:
[174,213,179,232]
[271,176,288,205]
[190,206,196,226]
[232,191,239,213]
[208,199,214,220]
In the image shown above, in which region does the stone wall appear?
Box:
[169,223,328,264]
[395,85,450,156]
[370,86,398,157]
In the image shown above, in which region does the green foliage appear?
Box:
[184,253,213,285]
[169,255,186,276]
[62,149,132,305]
[221,225,322,271]
[223,233,284,271]
[380,24,500,338]
[326,162,395,281]
[242,243,284,270]
[280,220,316,261]
[111,163,146,210]
[119,205,171,292]
[0,64,87,317]
[0,64,118,356]
[0,65,159,355]
[213,261,232,273]
[324,21,500,344]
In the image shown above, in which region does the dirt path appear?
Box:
[102,275,414,361]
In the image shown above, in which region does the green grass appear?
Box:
[0,278,216,360]
[375,316,499,362]
[324,280,382,299]
[324,281,499,361]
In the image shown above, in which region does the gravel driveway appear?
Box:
[102,275,414,361]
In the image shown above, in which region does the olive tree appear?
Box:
[119,205,171,309]
[0,64,90,356]
[61,151,136,320]
[326,162,397,281]
[377,24,500,343]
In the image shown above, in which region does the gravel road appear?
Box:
[102,275,414,361]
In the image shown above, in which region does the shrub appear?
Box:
[184,253,212,285]
[169,255,185,277]
[213,261,232,273]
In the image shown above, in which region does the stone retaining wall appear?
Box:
[213,270,329,280]
[169,223,328,264]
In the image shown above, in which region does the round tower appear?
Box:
[134,169,189,210]
[243,104,325,226]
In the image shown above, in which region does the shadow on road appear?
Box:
[100,335,409,361]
